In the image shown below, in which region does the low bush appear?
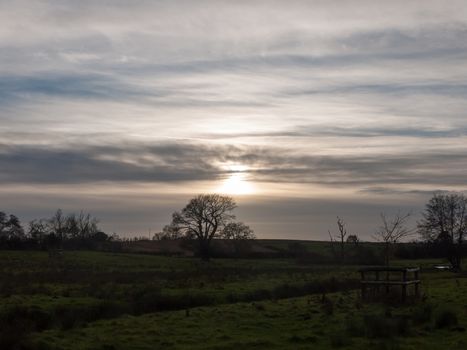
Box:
[321,295,334,316]
[411,303,433,325]
[0,304,53,349]
[131,288,215,314]
[434,307,458,329]
[363,313,411,339]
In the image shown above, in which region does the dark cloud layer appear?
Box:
[1,141,466,191]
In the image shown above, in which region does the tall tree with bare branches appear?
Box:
[328,216,348,264]
[170,194,237,260]
[418,193,467,270]
[373,211,414,266]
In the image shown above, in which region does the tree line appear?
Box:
[0,195,255,257]
[1,192,466,267]
[329,192,467,270]
[0,209,111,250]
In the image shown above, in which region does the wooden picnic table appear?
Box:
[359,267,420,302]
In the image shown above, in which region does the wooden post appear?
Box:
[375,271,380,295]
[385,271,390,294]
[361,271,366,300]
[414,270,420,297]
[402,270,407,302]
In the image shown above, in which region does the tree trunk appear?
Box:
[198,239,211,261]
[340,238,345,264]
[448,243,462,271]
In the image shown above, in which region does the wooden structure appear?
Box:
[359,267,420,302]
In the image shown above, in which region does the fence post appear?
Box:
[361,271,366,300]
[414,269,420,298]
[402,270,407,302]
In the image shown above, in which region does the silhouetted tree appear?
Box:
[0,212,6,233]
[373,211,414,266]
[0,209,104,250]
[65,213,77,238]
[49,209,66,240]
[29,209,102,249]
[76,211,99,238]
[221,222,255,257]
[170,194,237,260]
[329,216,348,263]
[418,193,467,270]
[91,231,109,242]
[28,219,49,243]
[153,225,183,240]
[346,234,359,245]
[0,212,25,240]
[221,222,255,240]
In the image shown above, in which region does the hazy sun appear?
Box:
[217,164,255,195]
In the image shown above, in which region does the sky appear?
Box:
[1,0,467,240]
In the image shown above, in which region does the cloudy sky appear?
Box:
[1,0,467,239]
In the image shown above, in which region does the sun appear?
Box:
[216,164,255,195]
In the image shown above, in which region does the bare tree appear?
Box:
[65,213,79,238]
[418,193,467,270]
[49,209,66,239]
[153,225,183,240]
[221,222,255,257]
[373,211,414,266]
[337,217,348,263]
[28,219,49,242]
[346,234,359,245]
[329,216,348,263]
[76,211,99,238]
[170,194,237,260]
[221,222,255,240]
[328,230,337,260]
[0,213,25,239]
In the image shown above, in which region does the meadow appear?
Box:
[0,244,465,350]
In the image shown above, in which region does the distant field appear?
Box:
[119,238,385,261]
[0,249,464,349]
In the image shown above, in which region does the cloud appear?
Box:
[199,125,467,139]
[359,187,466,196]
[0,74,160,102]
[1,141,467,192]
[0,142,221,184]
[1,0,467,237]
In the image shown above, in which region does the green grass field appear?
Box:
[0,249,465,349]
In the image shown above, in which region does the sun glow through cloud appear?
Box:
[217,164,255,195]
[218,172,255,195]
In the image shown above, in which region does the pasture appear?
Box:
[0,247,465,349]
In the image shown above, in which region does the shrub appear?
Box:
[434,307,458,329]
[0,305,53,349]
[411,303,433,325]
[0,304,52,332]
[393,316,411,337]
[364,314,391,338]
[345,317,365,337]
[321,295,334,316]
[132,290,214,314]
[363,313,411,338]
